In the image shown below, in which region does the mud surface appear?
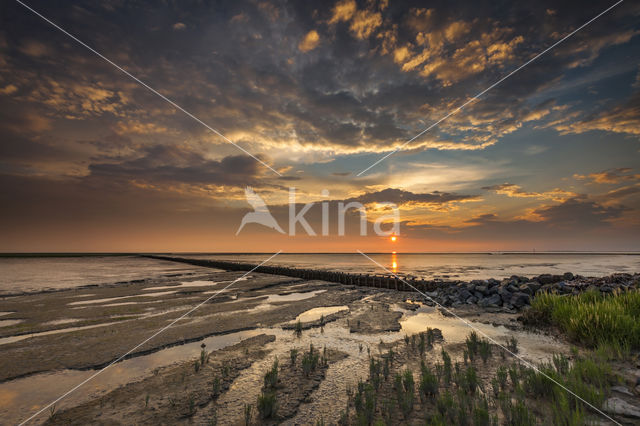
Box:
[2,269,634,425]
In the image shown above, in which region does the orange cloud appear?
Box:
[328,0,382,39]
[483,183,577,202]
[349,9,382,39]
[574,168,639,184]
[298,30,320,52]
[328,0,356,24]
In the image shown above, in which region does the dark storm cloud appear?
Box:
[2,0,636,162]
[403,197,634,245]
[347,188,478,205]
[0,0,639,251]
[88,145,266,187]
[532,197,627,227]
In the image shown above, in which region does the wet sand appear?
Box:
[0,269,631,425]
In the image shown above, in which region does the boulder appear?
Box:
[479,293,502,307]
[519,282,540,296]
[459,289,472,301]
[611,386,634,396]
[510,292,531,308]
[538,274,563,284]
[603,397,640,418]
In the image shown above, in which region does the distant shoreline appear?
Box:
[1,251,640,258]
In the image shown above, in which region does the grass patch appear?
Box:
[530,289,640,350]
[257,390,277,419]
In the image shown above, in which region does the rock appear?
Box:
[600,285,614,293]
[479,293,502,307]
[474,291,484,300]
[563,272,574,281]
[510,292,531,309]
[538,274,555,284]
[538,274,563,284]
[611,386,634,396]
[466,296,478,304]
[459,289,472,301]
[519,282,540,296]
[507,283,519,292]
[540,283,554,293]
[603,397,640,418]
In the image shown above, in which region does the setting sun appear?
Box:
[391,236,397,242]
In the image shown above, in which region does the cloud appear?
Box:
[349,9,383,39]
[18,40,48,57]
[0,84,18,95]
[554,92,640,136]
[20,78,131,119]
[328,0,356,24]
[574,168,640,184]
[328,0,382,39]
[88,145,269,188]
[531,197,627,227]
[482,183,577,202]
[298,30,320,52]
[114,120,170,135]
[347,188,479,208]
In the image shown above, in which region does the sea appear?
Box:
[0,253,638,295]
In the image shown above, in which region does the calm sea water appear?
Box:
[0,253,638,294]
[185,253,640,280]
[0,256,206,295]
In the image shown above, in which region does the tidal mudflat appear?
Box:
[1,269,639,425]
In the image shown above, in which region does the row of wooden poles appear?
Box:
[145,255,441,292]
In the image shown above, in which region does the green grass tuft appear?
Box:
[530,289,640,350]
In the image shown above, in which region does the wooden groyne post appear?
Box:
[143,255,439,293]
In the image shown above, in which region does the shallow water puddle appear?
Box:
[0,329,267,424]
[102,300,165,307]
[0,319,23,327]
[144,276,250,292]
[44,318,82,326]
[266,289,326,303]
[67,290,177,306]
[0,321,122,346]
[400,307,568,363]
[295,305,348,322]
[210,324,395,424]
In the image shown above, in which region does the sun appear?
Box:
[390,235,397,242]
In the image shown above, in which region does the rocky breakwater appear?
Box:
[425,272,640,311]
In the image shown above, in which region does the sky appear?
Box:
[0,0,639,253]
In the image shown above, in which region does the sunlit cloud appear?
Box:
[299,30,320,52]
